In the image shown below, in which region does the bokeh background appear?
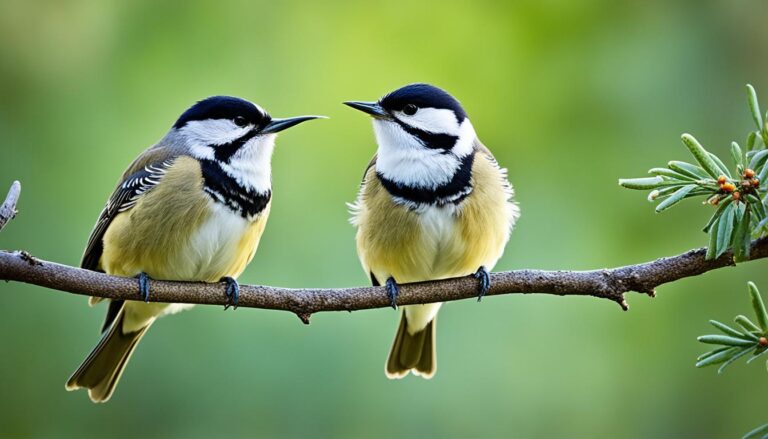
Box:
[1,1,768,437]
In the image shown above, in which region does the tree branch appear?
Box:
[1,181,767,321]
[0,181,20,232]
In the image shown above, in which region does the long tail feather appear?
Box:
[65,306,151,403]
[385,314,436,379]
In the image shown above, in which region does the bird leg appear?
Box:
[221,277,240,310]
[473,266,490,302]
[385,277,400,310]
[137,272,151,302]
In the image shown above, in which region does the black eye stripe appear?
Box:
[212,129,258,162]
[392,118,458,150]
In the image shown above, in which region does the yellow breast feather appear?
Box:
[456,147,519,273]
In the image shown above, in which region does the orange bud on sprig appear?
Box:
[721,182,736,192]
[717,175,728,185]
[753,178,761,187]
[744,168,756,178]
[760,337,768,347]
[732,191,741,201]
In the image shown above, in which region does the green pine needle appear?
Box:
[620,84,768,261]
[696,282,768,374]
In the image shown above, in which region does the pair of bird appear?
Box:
[65,83,520,402]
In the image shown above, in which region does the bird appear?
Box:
[345,83,519,379]
[66,96,322,402]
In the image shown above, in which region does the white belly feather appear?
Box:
[186,201,252,280]
[403,205,457,334]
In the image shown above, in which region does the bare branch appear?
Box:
[0,181,20,232]
[1,180,766,317]
[1,239,767,316]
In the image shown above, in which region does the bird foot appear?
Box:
[385,277,399,310]
[222,277,240,310]
[473,266,490,302]
[137,272,151,302]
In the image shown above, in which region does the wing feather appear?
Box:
[473,139,515,203]
[81,146,181,271]
[347,154,377,226]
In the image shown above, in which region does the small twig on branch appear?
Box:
[0,181,767,319]
[0,181,20,232]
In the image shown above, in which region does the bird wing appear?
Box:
[348,154,377,230]
[361,154,377,185]
[473,138,515,196]
[81,146,181,272]
[473,139,498,166]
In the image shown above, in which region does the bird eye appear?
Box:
[402,104,418,116]
[234,116,248,127]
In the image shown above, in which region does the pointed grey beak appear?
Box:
[261,115,325,134]
[343,101,391,119]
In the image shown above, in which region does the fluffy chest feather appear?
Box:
[185,200,268,281]
[353,179,469,282]
[190,201,250,256]
[417,205,458,255]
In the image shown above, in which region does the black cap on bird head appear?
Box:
[174,96,269,129]
[379,83,467,122]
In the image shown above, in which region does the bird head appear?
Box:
[170,96,322,193]
[345,84,477,189]
[172,96,321,163]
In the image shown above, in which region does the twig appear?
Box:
[0,181,20,232]
[1,240,767,316]
[0,181,766,318]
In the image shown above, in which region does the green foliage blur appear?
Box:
[1,1,768,437]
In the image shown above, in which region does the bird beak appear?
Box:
[343,101,391,120]
[261,115,325,134]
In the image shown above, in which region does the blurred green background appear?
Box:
[1,0,768,437]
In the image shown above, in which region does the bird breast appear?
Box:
[354,149,517,285]
[101,156,268,283]
[185,200,268,281]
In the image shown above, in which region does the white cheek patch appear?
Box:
[452,119,476,158]
[374,119,424,152]
[372,117,479,190]
[394,107,461,135]
[188,143,215,160]
[373,120,463,189]
[181,119,251,146]
[218,134,276,193]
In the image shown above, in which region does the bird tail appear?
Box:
[65,307,152,403]
[385,314,436,379]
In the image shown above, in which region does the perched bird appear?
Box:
[66,96,321,402]
[346,84,519,379]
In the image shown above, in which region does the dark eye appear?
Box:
[234,116,248,127]
[402,104,418,116]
